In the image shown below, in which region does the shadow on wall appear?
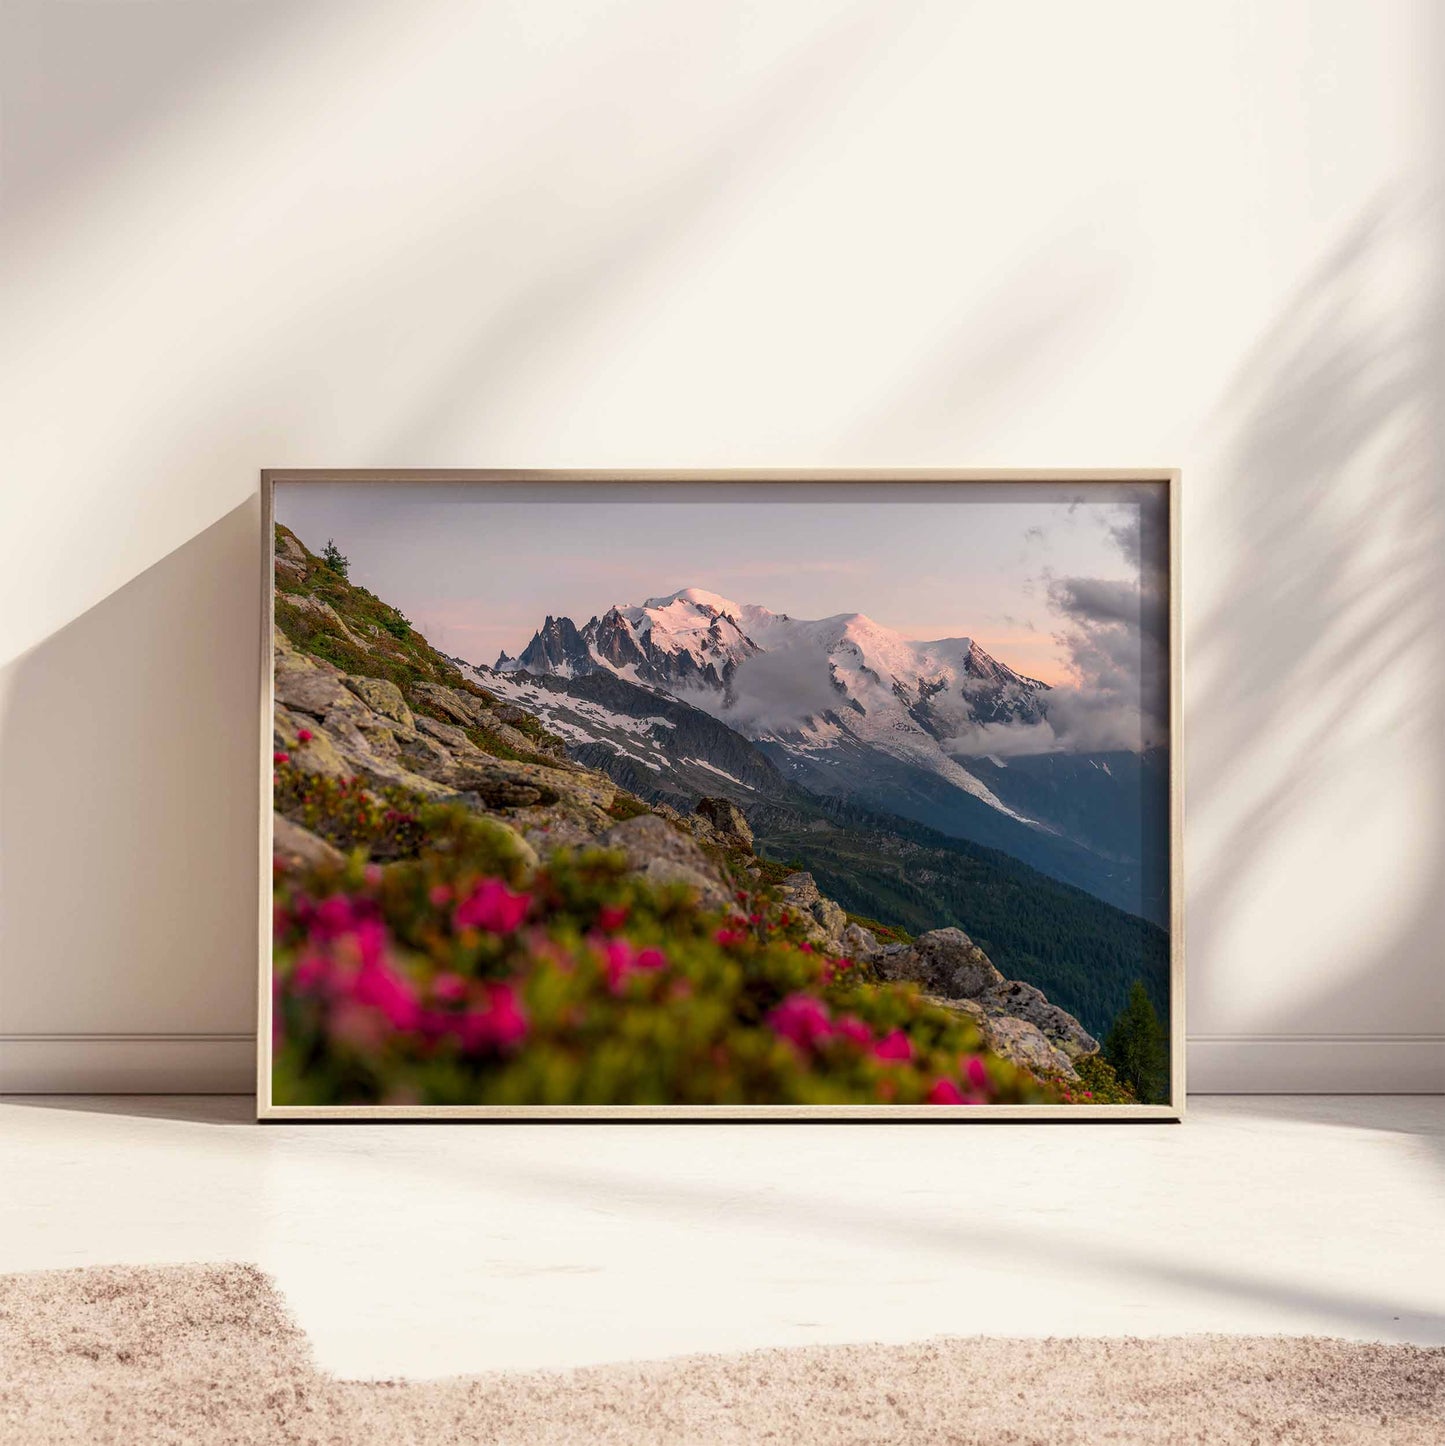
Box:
[1189,193,1445,1048]
[0,501,261,1036]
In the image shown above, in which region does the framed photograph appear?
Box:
[259,471,1182,1120]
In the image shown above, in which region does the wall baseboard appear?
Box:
[0,1035,255,1094]
[2,1033,1440,1096]
[1186,1035,1444,1094]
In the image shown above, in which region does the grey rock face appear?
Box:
[838,921,880,960]
[415,716,479,753]
[694,796,754,852]
[877,928,1097,1078]
[596,814,730,908]
[411,681,489,728]
[809,898,847,948]
[344,676,414,728]
[272,812,344,871]
[274,661,351,720]
[779,872,822,909]
[978,979,1098,1061]
[877,927,1004,999]
[925,998,1078,1079]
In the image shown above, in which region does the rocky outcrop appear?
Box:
[779,871,822,908]
[839,921,879,959]
[694,796,753,852]
[275,630,616,844]
[868,926,1098,1080]
[595,814,730,908]
[874,927,1003,999]
[977,979,1097,1062]
[775,872,847,950]
[272,812,343,871]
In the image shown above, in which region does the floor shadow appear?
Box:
[0,503,261,1039]
[0,1095,253,1125]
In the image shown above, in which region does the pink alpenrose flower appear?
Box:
[872,1029,913,1063]
[454,877,531,934]
[766,993,833,1051]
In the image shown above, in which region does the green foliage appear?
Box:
[271,801,1068,1109]
[273,762,428,859]
[321,538,350,578]
[1072,1052,1136,1105]
[750,855,800,888]
[845,912,912,947]
[606,793,654,823]
[1103,980,1170,1104]
[380,608,412,640]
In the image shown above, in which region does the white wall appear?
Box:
[2,0,1440,1093]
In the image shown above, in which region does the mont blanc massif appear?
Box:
[460,586,1169,1040]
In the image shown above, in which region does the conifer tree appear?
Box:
[1104,980,1169,1103]
[321,539,349,578]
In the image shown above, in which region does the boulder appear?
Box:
[779,871,822,909]
[273,707,350,779]
[694,797,754,852]
[596,814,730,908]
[286,593,361,644]
[838,921,880,960]
[272,812,344,872]
[395,731,463,783]
[344,676,414,728]
[449,763,553,809]
[415,716,480,754]
[925,998,1079,1080]
[979,979,1098,1061]
[809,897,847,948]
[274,660,350,719]
[411,681,488,728]
[875,927,1004,999]
[276,532,306,563]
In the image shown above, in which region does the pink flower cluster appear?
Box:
[764,991,998,1104]
[453,877,531,934]
[598,937,667,994]
[927,1056,993,1105]
[280,890,527,1055]
[765,993,894,1060]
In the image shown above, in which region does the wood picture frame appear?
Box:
[259,470,1183,1120]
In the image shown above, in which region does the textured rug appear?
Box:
[1,1264,1441,1445]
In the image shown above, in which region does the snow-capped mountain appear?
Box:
[460,589,1165,921]
[498,588,760,691]
[492,588,1050,824]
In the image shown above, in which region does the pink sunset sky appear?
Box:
[276,480,1160,687]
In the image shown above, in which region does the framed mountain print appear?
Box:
[259,471,1183,1119]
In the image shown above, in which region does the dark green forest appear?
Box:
[754,799,1169,1043]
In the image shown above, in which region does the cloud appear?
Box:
[688,644,843,733]
[950,494,1170,756]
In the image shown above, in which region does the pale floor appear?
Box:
[0,1095,1440,1380]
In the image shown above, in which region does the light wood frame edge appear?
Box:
[257,469,1184,1123]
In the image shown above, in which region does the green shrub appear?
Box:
[271,803,1066,1109]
